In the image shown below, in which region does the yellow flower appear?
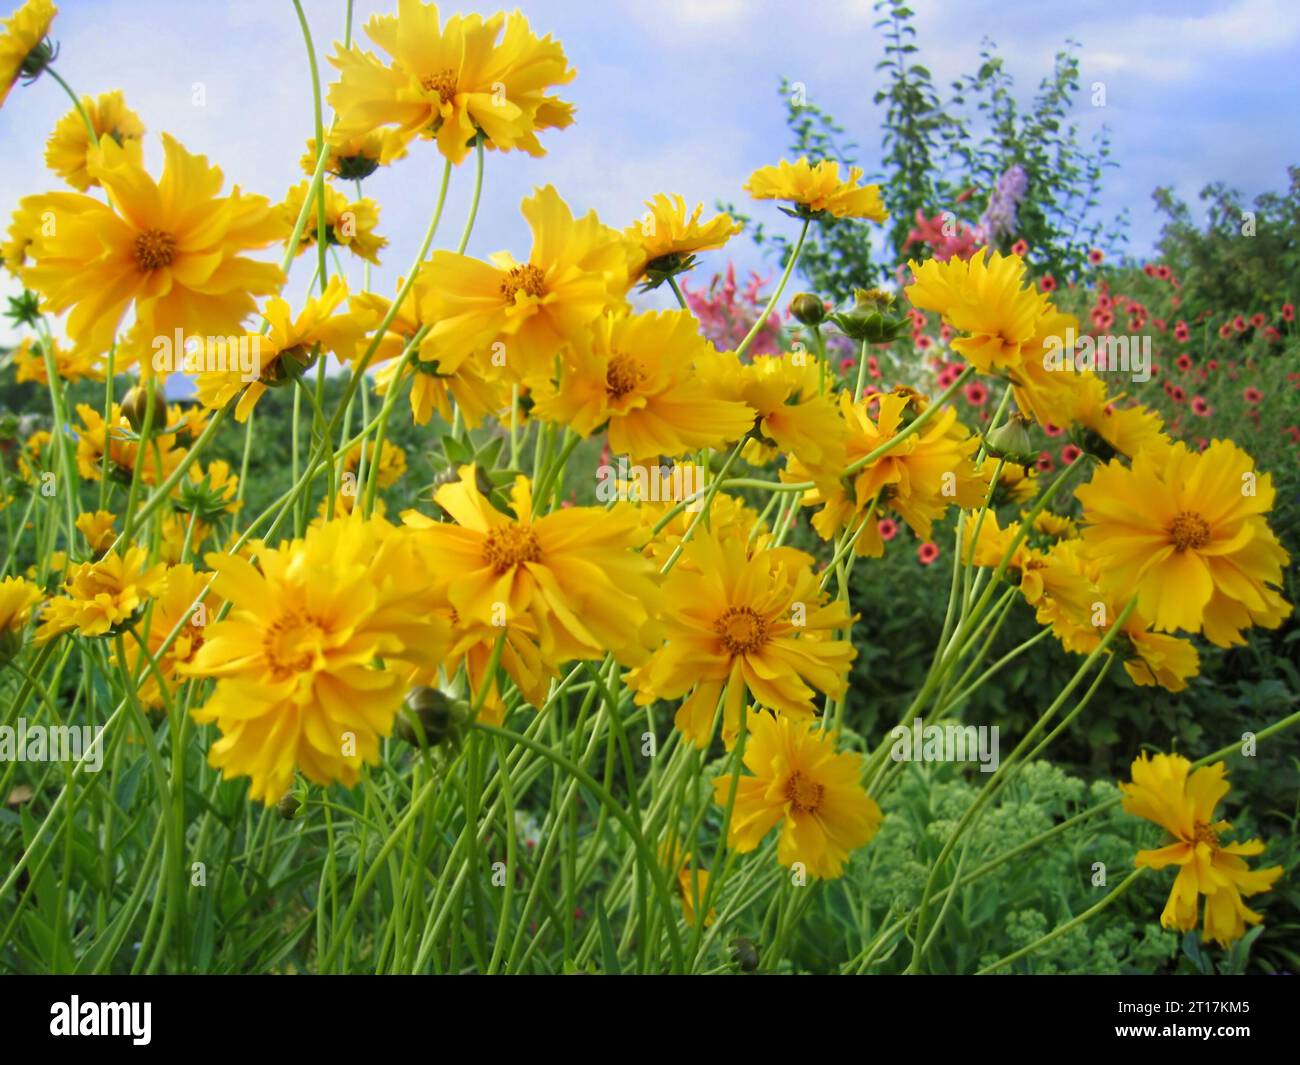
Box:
[627,531,854,748]
[192,276,373,421]
[300,129,408,180]
[1030,541,1201,692]
[660,841,715,927]
[36,546,166,641]
[699,350,843,470]
[182,512,450,803]
[625,193,740,284]
[327,0,576,166]
[1068,373,1168,458]
[0,0,55,108]
[744,157,887,221]
[0,575,42,654]
[117,563,216,708]
[963,511,1048,606]
[19,134,285,367]
[531,310,755,460]
[1076,440,1291,644]
[713,710,881,879]
[1122,753,1282,947]
[981,459,1036,506]
[905,248,1049,376]
[344,440,407,490]
[404,465,661,668]
[13,335,104,384]
[278,179,386,265]
[793,389,984,557]
[159,511,215,566]
[422,184,632,383]
[45,89,144,191]
[73,402,186,486]
[75,510,117,554]
[349,279,508,429]
[1030,509,1076,541]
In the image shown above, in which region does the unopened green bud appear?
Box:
[790,293,826,326]
[984,413,1036,463]
[121,380,164,433]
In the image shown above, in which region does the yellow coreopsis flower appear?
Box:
[625,193,740,284]
[0,0,55,108]
[0,575,42,656]
[73,402,186,486]
[350,280,507,429]
[793,389,984,557]
[660,840,715,927]
[627,531,855,748]
[36,546,166,641]
[906,248,1049,376]
[345,440,407,490]
[300,129,408,180]
[74,510,117,555]
[45,89,144,190]
[13,335,104,384]
[1068,373,1168,458]
[1076,440,1291,644]
[744,157,887,222]
[19,135,286,367]
[278,179,386,265]
[403,465,661,668]
[1122,753,1282,947]
[1029,540,1200,692]
[423,184,632,383]
[714,710,881,879]
[699,350,844,470]
[182,512,450,803]
[192,276,373,421]
[531,310,755,460]
[117,563,216,708]
[327,0,576,166]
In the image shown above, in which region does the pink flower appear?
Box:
[1244,386,1263,405]
[877,518,898,542]
[917,541,939,565]
[964,382,988,406]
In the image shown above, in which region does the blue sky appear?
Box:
[3,0,1298,350]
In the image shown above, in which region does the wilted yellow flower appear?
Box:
[0,0,56,108]
[1122,753,1282,947]
[714,709,881,879]
[45,89,144,190]
[36,546,166,641]
[183,512,450,802]
[327,0,575,166]
[531,310,755,460]
[744,158,887,221]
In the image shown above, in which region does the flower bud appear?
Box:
[396,686,470,749]
[121,380,164,433]
[729,937,760,972]
[789,293,826,327]
[832,288,905,343]
[277,792,301,820]
[983,413,1036,463]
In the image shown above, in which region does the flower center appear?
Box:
[1191,821,1220,849]
[133,228,176,272]
[482,523,542,574]
[1168,511,1211,552]
[784,770,825,815]
[263,611,327,679]
[500,264,547,305]
[605,353,645,399]
[714,606,769,656]
[420,68,458,106]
